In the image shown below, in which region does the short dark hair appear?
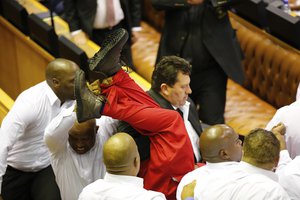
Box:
[243,128,280,164]
[151,56,191,92]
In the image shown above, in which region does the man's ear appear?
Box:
[95,125,99,135]
[219,149,230,160]
[274,156,280,168]
[134,157,139,167]
[52,78,59,87]
[160,83,169,96]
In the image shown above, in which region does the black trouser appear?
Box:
[190,64,227,125]
[92,21,135,70]
[1,165,61,200]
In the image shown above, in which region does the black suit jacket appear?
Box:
[148,89,203,135]
[63,0,141,37]
[151,0,244,84]
[117,89,203,161]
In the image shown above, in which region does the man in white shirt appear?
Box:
[266,101,300,159]
[44,105,119,200]
[63,0,142,69]
[275,123,300,200]
[277,156,300,200]
[176,124,243,200]
[78,132,166,200]
[266,82,300,159]
[240,126,288,180]
[178,124,290,200]
[193,126,290,200]
[0,58,79,200]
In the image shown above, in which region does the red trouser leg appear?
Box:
[100,70,194,199]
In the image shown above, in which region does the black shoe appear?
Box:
[75,69,105,122]
[88,28,129,79]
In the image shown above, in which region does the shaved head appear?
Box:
[242,128,280,170]
[46,58,77,81]
[103,132,140,176]
[45,58,79,103]
[200,124,242,163]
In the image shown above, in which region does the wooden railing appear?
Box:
[0,88,14,124]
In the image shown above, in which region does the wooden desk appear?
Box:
[0,0,150,100]
[19,0,100,57]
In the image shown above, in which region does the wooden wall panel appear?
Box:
[0,16,53,99]
[0,0,150,101]
[0,18,20,99]
[15,36,52,92]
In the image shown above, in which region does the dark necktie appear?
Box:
[176,108,184,119]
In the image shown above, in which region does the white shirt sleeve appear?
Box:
[44,105,76,154]
[276,150,292,174]
[0,96,38,194]
[96,116,119,139]
[265,105,290,131]
[278,156,300,200]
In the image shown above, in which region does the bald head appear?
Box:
[103,132,140,176]
[46,58,77,80]
[200,124,242,163]
[46,58,79,103]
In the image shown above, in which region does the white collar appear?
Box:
[104,173,144,188]
[45,81,61,106]
[240,161,278,182]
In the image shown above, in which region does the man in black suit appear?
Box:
[63,0,141,69]
[118,56,203,163]
[152,0,244,125]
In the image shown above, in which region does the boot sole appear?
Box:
[89,28,128,72]
[75,70,85,123]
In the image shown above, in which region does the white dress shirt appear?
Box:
[239,161,279,182]
[193,162,290,200]
[177,101,201,162]
[79,172,166,200]
[266,100,300,159]
[296,82,300,100]
[44,106,119,200]
[93,0,124,29]
[277,155,300,200]
[0,81,74,194]
[177,161,289,200]
[176,161,238,200]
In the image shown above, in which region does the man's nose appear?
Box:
[187,86,192,94]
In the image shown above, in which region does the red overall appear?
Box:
[100,70,194,200]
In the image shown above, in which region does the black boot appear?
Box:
[88,28,129,81]
[75,69,105,122]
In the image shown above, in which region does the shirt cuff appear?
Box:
[132,27,142,32]
[71,29,83,36]
[279,150,292,162]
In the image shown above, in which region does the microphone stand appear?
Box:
[49,0,55,31]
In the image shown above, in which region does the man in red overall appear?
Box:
[75,28,194,200]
